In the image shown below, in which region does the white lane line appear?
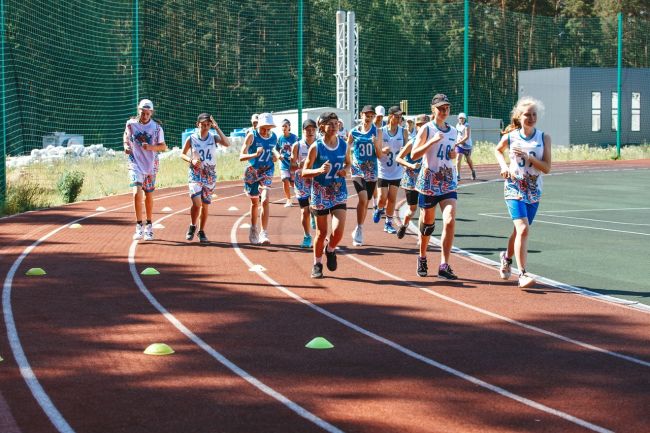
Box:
[479,213,650,236]
[345,254,650,369]
[229,214,614,433]
[130,194,344,433]
[538,207,650,213]
[535,214,650,227]
[1,190,192,433]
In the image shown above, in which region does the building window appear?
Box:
[631,92,641,132]
[611,92,618,131]
[591,92,601,132]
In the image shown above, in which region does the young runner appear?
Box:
[301,112,350,279]
[395,113,429,239]
[412,94,459,279]
[181,113,230,243]
[123,99,167,241]
[276,119,298,207]
[291,118,317,248]
[348,105,383,246]
[455,112,476,181]
[377,106,408,234]
[240,112,279,245]
[494,97,552,288]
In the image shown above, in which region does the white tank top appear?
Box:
[378,125,405,180]
[421,122,458,174]
[296,139,311,166]
[455,122,472,149]
[190,132,220,168]
[505,128,545,203]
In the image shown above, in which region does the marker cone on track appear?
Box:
[305,337,334,349]
[26,268,46,276]
[96,206,106,211]
[153,223,165,229]
[228,206,239,211]
[162,207,172,212]
[141,267,160,275]
[69,223,82,229]
[143,343,175,356]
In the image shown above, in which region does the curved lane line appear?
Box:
[229,213,614,433]
[129,194,345,433]
[2,190,190,433]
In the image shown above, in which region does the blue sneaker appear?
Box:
[384,220,397,234]
[300,234,312,248]
[373,207,384,223]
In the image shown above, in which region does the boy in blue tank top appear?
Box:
[301,112,350,279]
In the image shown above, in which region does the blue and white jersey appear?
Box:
[125,118,165,174]
[188,132,219,186]
[350,124,378,181]
[400,141,422,191]
[310,137,348,210]
[455,122,472,149]
[379,125,405,180]
[276,133,298,171]
[504,128,545,203]
[415,122,458,196]
[243,130,276,185]
[294,139,313,200]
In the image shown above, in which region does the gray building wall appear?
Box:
[519,67,650,146]
[518,68,571,146]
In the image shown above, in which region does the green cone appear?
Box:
[141,267,160,275]
[143,343,175,356]
[305,337,334,349]
[26,268,46,276]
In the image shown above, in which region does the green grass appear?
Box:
[2,141,649,216]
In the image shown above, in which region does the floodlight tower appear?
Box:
[336,11,347,111]
[335,10,358,118]
[346,11,357,118]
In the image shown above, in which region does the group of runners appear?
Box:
[123,93,552,288]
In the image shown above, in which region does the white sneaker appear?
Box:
[133,223,144,240]
[351,225,363,246]
[258,230,270,245]
[249,225,259,244]
[518,272,535,288]
[499,251,512,279]
[143,223,154,241]
[284,200,293,207]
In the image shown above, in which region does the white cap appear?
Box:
[257,112,276,128]
[251,113,259,123]
[138,99,154,110]
[375,105,385,116]
[458,112,467,119]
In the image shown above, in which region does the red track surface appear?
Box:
[1,160,649,433]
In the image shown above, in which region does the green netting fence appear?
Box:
[1,0,649,208]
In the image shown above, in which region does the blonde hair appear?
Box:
[502,96,544,135]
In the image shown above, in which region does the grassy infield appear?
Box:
[3,141,649,216]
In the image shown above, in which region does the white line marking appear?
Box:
[535,214,650,227]
[1,190,191,433]
[130,196,344,433]
[229,214,614,433]
[539,207,650,213]
[479,213,650,236]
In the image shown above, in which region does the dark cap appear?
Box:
[281,118,291,126]
[388,106,402,116]
[431,94,450,107]
[302,118,317,129]
[319,111,339,123]
[361,105,375,113]
[416,114,430,124]
[197,112,211,122]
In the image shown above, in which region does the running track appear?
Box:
[1,160,648,433]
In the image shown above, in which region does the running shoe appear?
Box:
[438,263,458,280]
[143,223,154,241]
[198,230,208,244]
[518,272,536,288]
[471,170,477,180]
[258,230,271,245]
[372,207,384,223]
[300,234,312,248]
[351,225,363,246]
[384,220,397,234]
[499,251,512,279]
[284,200,293,207]
[396,224,407,239]
[133,223,144,240]
[186,224,196,241]
[325,247,337,271]
[417,257,428,277]
[311,263,324,279]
